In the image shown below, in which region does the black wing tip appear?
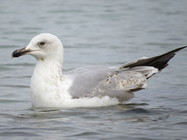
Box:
[121,46,187,70]
[150,46,187,71]
[171,46,187,53]
[178,45,187,50]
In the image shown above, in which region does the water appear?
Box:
[0,0,187,139]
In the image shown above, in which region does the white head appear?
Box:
[12,33,64,62]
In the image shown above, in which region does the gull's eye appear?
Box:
[39,41,45,47]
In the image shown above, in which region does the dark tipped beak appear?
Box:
[12,48,31,57]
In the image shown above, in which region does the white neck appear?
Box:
[31,58,64,107]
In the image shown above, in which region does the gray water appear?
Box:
[0,0,187,139]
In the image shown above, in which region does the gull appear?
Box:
[12,33,186,108]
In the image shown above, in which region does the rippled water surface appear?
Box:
[0,0,187,139]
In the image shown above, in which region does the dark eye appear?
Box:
[39,42,45,46]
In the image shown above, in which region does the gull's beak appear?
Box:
[12,48,31,57]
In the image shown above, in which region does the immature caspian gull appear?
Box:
[12,33,186,108]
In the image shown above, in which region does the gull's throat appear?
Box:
[31,59,64,107]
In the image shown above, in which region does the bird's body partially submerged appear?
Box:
[12,33,186,108]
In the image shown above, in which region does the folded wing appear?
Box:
[67,46,186,101]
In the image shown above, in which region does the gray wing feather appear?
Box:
[66,65,157,101]
[67,66,112,97]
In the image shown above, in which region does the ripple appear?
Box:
[0,99,27,103]
[0,85,29,88]
[118,108,150,115]
[174,122,187,125]
[72,131,100,137]
[0,132,39,137]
